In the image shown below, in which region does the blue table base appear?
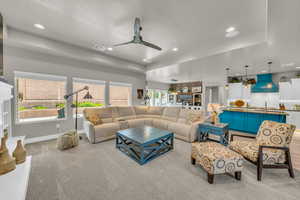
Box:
[198,123,229,146]
[116,133,174,165]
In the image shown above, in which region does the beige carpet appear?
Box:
[25,138,300,200]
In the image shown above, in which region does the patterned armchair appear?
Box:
[229,120,296,181]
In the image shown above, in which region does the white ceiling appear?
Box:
[0,0,266,66]
[1,0,299,84]
[147,0,300,84]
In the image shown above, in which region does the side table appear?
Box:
[198,123,229,145]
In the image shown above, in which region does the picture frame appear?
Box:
[137,89,144,99]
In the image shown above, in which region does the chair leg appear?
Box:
[191,156,196,165]
[286,149,295,178]
[207,173,214,184]
[235,171,242,181]
[257,148,263,181]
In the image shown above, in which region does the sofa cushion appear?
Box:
[94,122,120,138]
[127,119,145,128]
[177,109,205,125]
[167,121,191,137]
[229,140,286,164]
[152,119,169,130]
[134,106,149,115]
[143,118,153,126]
[256,120,296,147]
[147,107,164,115]
[136,114,161,119]
[114,106,136,121]
[162,107,180,122]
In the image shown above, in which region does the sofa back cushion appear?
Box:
[134,106,149,115]
[147,107,164,116]
[114,106,136,121]
[161,107,180,122]
[256,120,296,147]
[83,107,113,124]
[177,109,205,125]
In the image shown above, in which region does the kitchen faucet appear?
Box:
[265,101,268,110]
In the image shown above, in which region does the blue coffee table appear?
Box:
[116,126,174,165]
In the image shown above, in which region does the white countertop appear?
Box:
[0,156,32,200]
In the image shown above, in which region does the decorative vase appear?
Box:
[0,137,16,175]
[13,140,27,164]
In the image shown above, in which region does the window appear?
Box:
[148,89,168,106]
[109,82,132,106]
[72,78,105,117]
[15,71,67,123]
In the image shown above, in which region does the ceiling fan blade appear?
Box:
[141,40,162,51]
[114,40,134,47]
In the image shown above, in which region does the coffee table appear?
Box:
[116,126,174,165]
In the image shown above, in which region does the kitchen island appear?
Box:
[219,108,287,134]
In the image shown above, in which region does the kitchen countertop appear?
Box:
[223,108,289,115]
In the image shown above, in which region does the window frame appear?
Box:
[109,81,132,106]
[14,71,68,124]
[72,77,106,118]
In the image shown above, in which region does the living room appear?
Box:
[0,0,300,200]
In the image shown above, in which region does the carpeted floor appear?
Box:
[25,138,300,200]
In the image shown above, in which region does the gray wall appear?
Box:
[147,81,170,90]
[4,46,146,139]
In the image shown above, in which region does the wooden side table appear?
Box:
[198,123,229,145]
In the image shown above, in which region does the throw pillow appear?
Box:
[87,114,102,125]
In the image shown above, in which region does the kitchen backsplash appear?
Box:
[250,93,280,108]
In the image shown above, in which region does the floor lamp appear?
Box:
[64,86,90,134]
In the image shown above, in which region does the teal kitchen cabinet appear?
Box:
[219,110,287,134]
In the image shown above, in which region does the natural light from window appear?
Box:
[72,78,105,117]
[109,82,132,106]
[15,72,67,123]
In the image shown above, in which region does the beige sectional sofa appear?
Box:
[83,106,209,144]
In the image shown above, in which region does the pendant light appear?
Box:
[243,65,249,88]
[267,61,273,88]
[225,67,230,90]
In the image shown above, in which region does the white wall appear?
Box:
[4,45,146,139]
[147,81,170,90]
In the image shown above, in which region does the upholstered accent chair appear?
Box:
[229,120,296,181]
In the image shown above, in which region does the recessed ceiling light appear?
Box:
[107,47,113,51]
[143,58,151,63]
[226,31,240,38]
[226,26,236,33]
[172,47,178,51]
[34,24,45,30]
[94,44,106,51]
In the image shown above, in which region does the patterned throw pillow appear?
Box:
[86,113,102,125]
[256,120,296,147]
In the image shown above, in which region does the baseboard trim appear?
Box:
[25,130,84,144]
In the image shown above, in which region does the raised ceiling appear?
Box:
[0,0,266,66]
[147,0,300,84]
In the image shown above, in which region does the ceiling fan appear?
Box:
[114,17,162,51]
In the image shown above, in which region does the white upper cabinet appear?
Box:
[228,83,243,100]
[291,79,300,100]
[279,82,292,100]
[242,85,251,100]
